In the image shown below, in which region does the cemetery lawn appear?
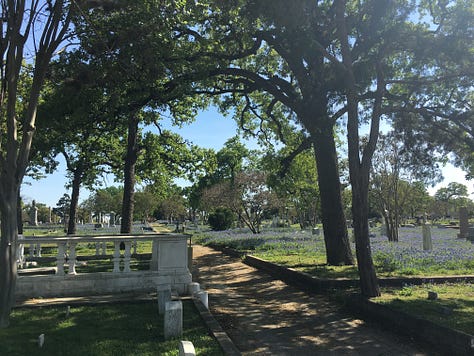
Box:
[0,301,223,356]
[193,227,474,278]
[374,283,474,335]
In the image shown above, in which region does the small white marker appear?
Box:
[38,334,45,348]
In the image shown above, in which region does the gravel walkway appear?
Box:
[192,245,437,356]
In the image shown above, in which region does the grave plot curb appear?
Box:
[243,254,474,290]
[206,246,474,355]
[192,297,242,356]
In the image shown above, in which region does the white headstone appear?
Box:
[179,340,196,356]
[157,285,172,315]
[164,301,183,340]
[38,334,45,348]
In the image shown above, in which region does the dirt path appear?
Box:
[192,245,435,356]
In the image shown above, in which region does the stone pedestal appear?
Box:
[157,284,172,315]
[422,223,432,251]
[164,301,182,340]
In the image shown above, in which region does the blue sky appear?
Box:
[21,107,473,207]
[21,107,244,207]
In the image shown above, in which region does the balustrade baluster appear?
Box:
[132,241,137,255]
[113,241,121,272]
[29,243,34,257]
[101,242,107,255]
[124,241,131,272]
[68,242,77,275]
[95,242,100,256]
[36,243,42,257]
[57,242,66,275]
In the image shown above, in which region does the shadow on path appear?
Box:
[193,245,436,356]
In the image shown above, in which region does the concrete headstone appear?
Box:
[459,207,469,239]
[468,227,474,243]
[38,334,45,348]
[164,301,183,340]
[157,284,172,315]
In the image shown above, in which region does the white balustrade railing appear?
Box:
[18,234,190,275]
[16,234,192,298]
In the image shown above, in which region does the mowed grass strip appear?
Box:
[0,301,224,356]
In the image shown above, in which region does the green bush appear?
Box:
[208,207,234,231]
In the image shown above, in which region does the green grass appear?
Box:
[254,250,360,279]
[193,227,474,279]
[0,301,223,356]
[374,283,474,335]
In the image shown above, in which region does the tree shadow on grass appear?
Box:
[379,297,474,335]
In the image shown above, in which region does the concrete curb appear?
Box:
[209,245,474,356]
[192,297,241,356]
[243,254,474,290]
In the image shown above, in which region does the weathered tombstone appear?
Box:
[38,334,45,348]
[157,285,172,315]
[468,227,474,243]
[30,200,38,226]
[427,291,438,300]
[422,223,432,251]
[458,207,469,239]
[179,341,196,356]
[164,301,183,340]
[271,216,278,228]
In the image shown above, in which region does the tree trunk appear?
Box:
[67,169,83,235]
[0,185,19,328]
[311,128,354,265]
[121,115,139,234]
[351,181,380,297]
